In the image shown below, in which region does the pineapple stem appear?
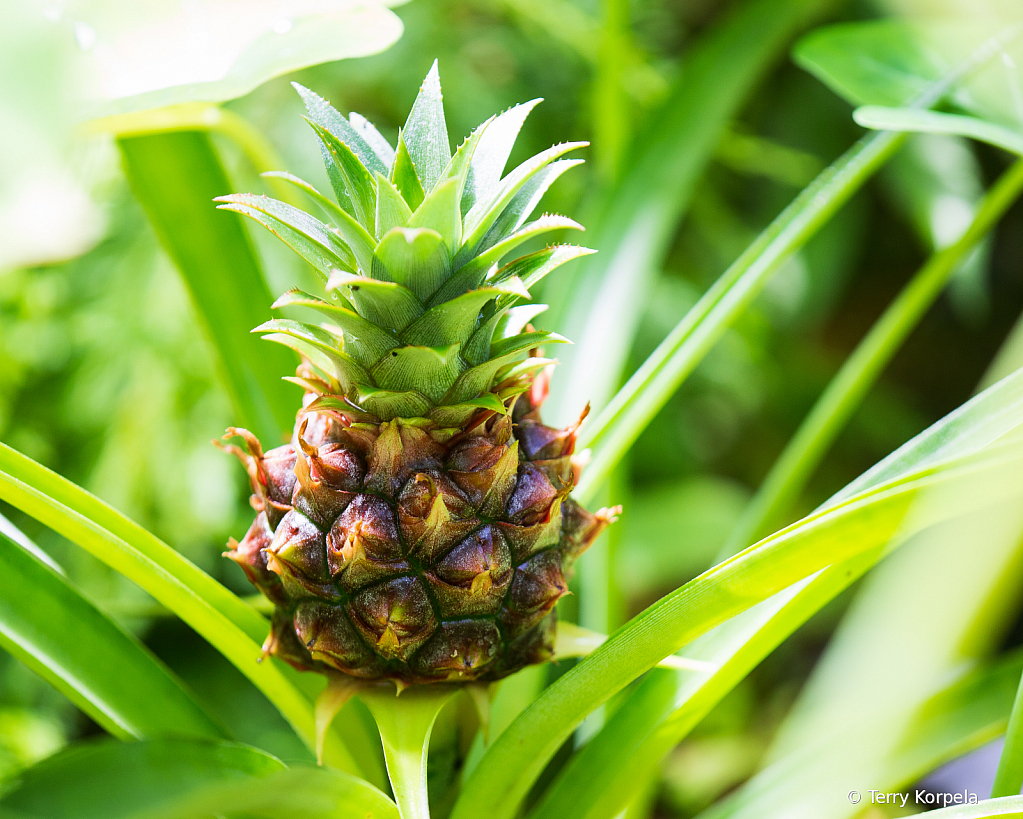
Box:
[360,684,457,819]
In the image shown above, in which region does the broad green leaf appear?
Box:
[459,142,588,264]
[356,386,433,419]
[428,394,508,426]
[722,158,1023,554]
[376,174,415,238]
[256,316,382,377]
[854,106,1023,155]
[373,228,452,302]
[0,444,363,777]
[392,132,426,210]
[369,344,463,403]
[80,4,403,119]
[451,445,1023,819]
[401,287,522,348]
[462,100,542,215]
[294,83,390,178]
[793,20,1023,120]
[993,669,1023,796]
[310,120,379,233]
[402,61,451,193]
[361,687,457,819]
[0,738,398,819]
[271,291,398,366]
[328,270,425,331]
[0,533,223,742]
[408,177,463,254]
[118,133,296,444]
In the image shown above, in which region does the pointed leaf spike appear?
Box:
[403,61,451,193]
[463,99,542,214]
[293,82,389,176]
[376,174,414,239]
[315,674,366,765]
[392,131,426,211]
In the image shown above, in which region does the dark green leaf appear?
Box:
[391,131,426,211]
[369,344,463,403]
[309,120,378,233]
[356,386,433,419]
[401,286,522,348]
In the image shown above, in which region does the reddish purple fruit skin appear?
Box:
[225,390,614,686]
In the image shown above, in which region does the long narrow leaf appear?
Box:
[722,158,1023,554]
[0,532,223,742]
[118,131,296,443]
[0,444,362,777]
[453,444,1023,819]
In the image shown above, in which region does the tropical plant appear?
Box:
[2,3,1023,819]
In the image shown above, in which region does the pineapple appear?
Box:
[218,63,616,686]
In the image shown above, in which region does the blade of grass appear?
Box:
[452,443,1023,819]
[0,443,361,777]
[854,106,1023,156]
[119,131,298,444]
[0,531,224,742]
[722,157,1023,555]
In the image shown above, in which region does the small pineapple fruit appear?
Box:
[219,63,616,686]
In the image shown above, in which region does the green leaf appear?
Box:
[428,394,508,427]
[376,174,415,238]
[445,333,567,404]
[475,159,584,253]
[269,294,398,367]
[328,271,425,331]
[117,133,296,444]
[370,344,463,403]
[310,120,379,233]
[255,319,371,381]
[401,287,522,348]
[293,83,390,178]
[548,0,840,423]
[452,445,1023,819]
[373,228,452,302]
[392,132,426,211]
[356,386,433,420]
[408,178,463,255]
[79,5,404,120]
[402,61,451,193]
[992,670,1023,796]
[493,245,596,306]
[0,444,363,777]
[459,141,588,264]
[854,106,1023,155]
[442,118,490,206]
[215,193,357,277]
[0,738,398,819]
[462,100,542,215]
[453,214,584,284]
[352,112,396,172]
[261,171,351,226]
[722,158,1023,554]
[361,687,457,819]
[0,532,223,742]
[574,129,904,505]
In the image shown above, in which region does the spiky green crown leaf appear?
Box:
[217,61,592,426]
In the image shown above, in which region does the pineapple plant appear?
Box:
[217,63,618,686]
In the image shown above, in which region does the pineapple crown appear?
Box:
[216,61,592,428]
